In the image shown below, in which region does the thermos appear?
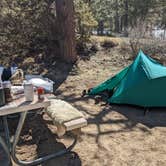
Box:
[24,82,34,101]
[2,81,12,103]
[0,87,5,106]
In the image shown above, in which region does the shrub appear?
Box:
[129,38,166,63]
[101,39,118,49]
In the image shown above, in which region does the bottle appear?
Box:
[37,87,44,100]
[2,81,12,103]
[24,81,34,101]
[0,87,5,106]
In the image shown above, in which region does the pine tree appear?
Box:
[56,0,77,63]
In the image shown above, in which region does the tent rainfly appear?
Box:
[89,50,166,107]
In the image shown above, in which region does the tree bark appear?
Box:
[120,16,123,32]
[110,18,113,33]
[97,20,104,35]
[114,15,120,33]
[56,0,77,63]
[114,0,120,33]
[124,0,128,36]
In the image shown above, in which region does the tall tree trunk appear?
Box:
[114,15,120,33]
[114,0,120,33]
[120,16,123,32]
[110,18,113,32]
[163,29,166,40]
[124,0,128,36]
[56,0,77,63]
[97,20,104,35]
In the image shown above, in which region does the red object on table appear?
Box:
[37,87,44,94]
[37,87,44,100]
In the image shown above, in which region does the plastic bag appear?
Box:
[25,75,54,92]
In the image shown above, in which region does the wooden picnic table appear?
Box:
[0,94,50,117]
[0,94,53,166]
[0,94,81,166]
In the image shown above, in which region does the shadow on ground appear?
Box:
[111,105,166,128]
[64,94,166,129]
[7,113,81,166]
[59,94,166,147]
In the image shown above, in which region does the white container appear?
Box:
[24,82,34,101]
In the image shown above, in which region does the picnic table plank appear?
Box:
[64,118,87,131]
[0,95,50,116]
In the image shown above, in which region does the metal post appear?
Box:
[2,116,11,152]
[12,111,77,166]
[0,136,12,166]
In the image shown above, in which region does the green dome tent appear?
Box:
[89,50,166,107]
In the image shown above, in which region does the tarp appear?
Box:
[89,50,166,107]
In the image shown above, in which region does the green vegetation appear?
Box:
[90,0,165,35]
[0,0,165,63]
[0,0,56,58]
[75,0,97,41]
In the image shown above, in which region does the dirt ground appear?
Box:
[9,39,166,166]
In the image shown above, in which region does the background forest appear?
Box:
[0,0,166,64]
